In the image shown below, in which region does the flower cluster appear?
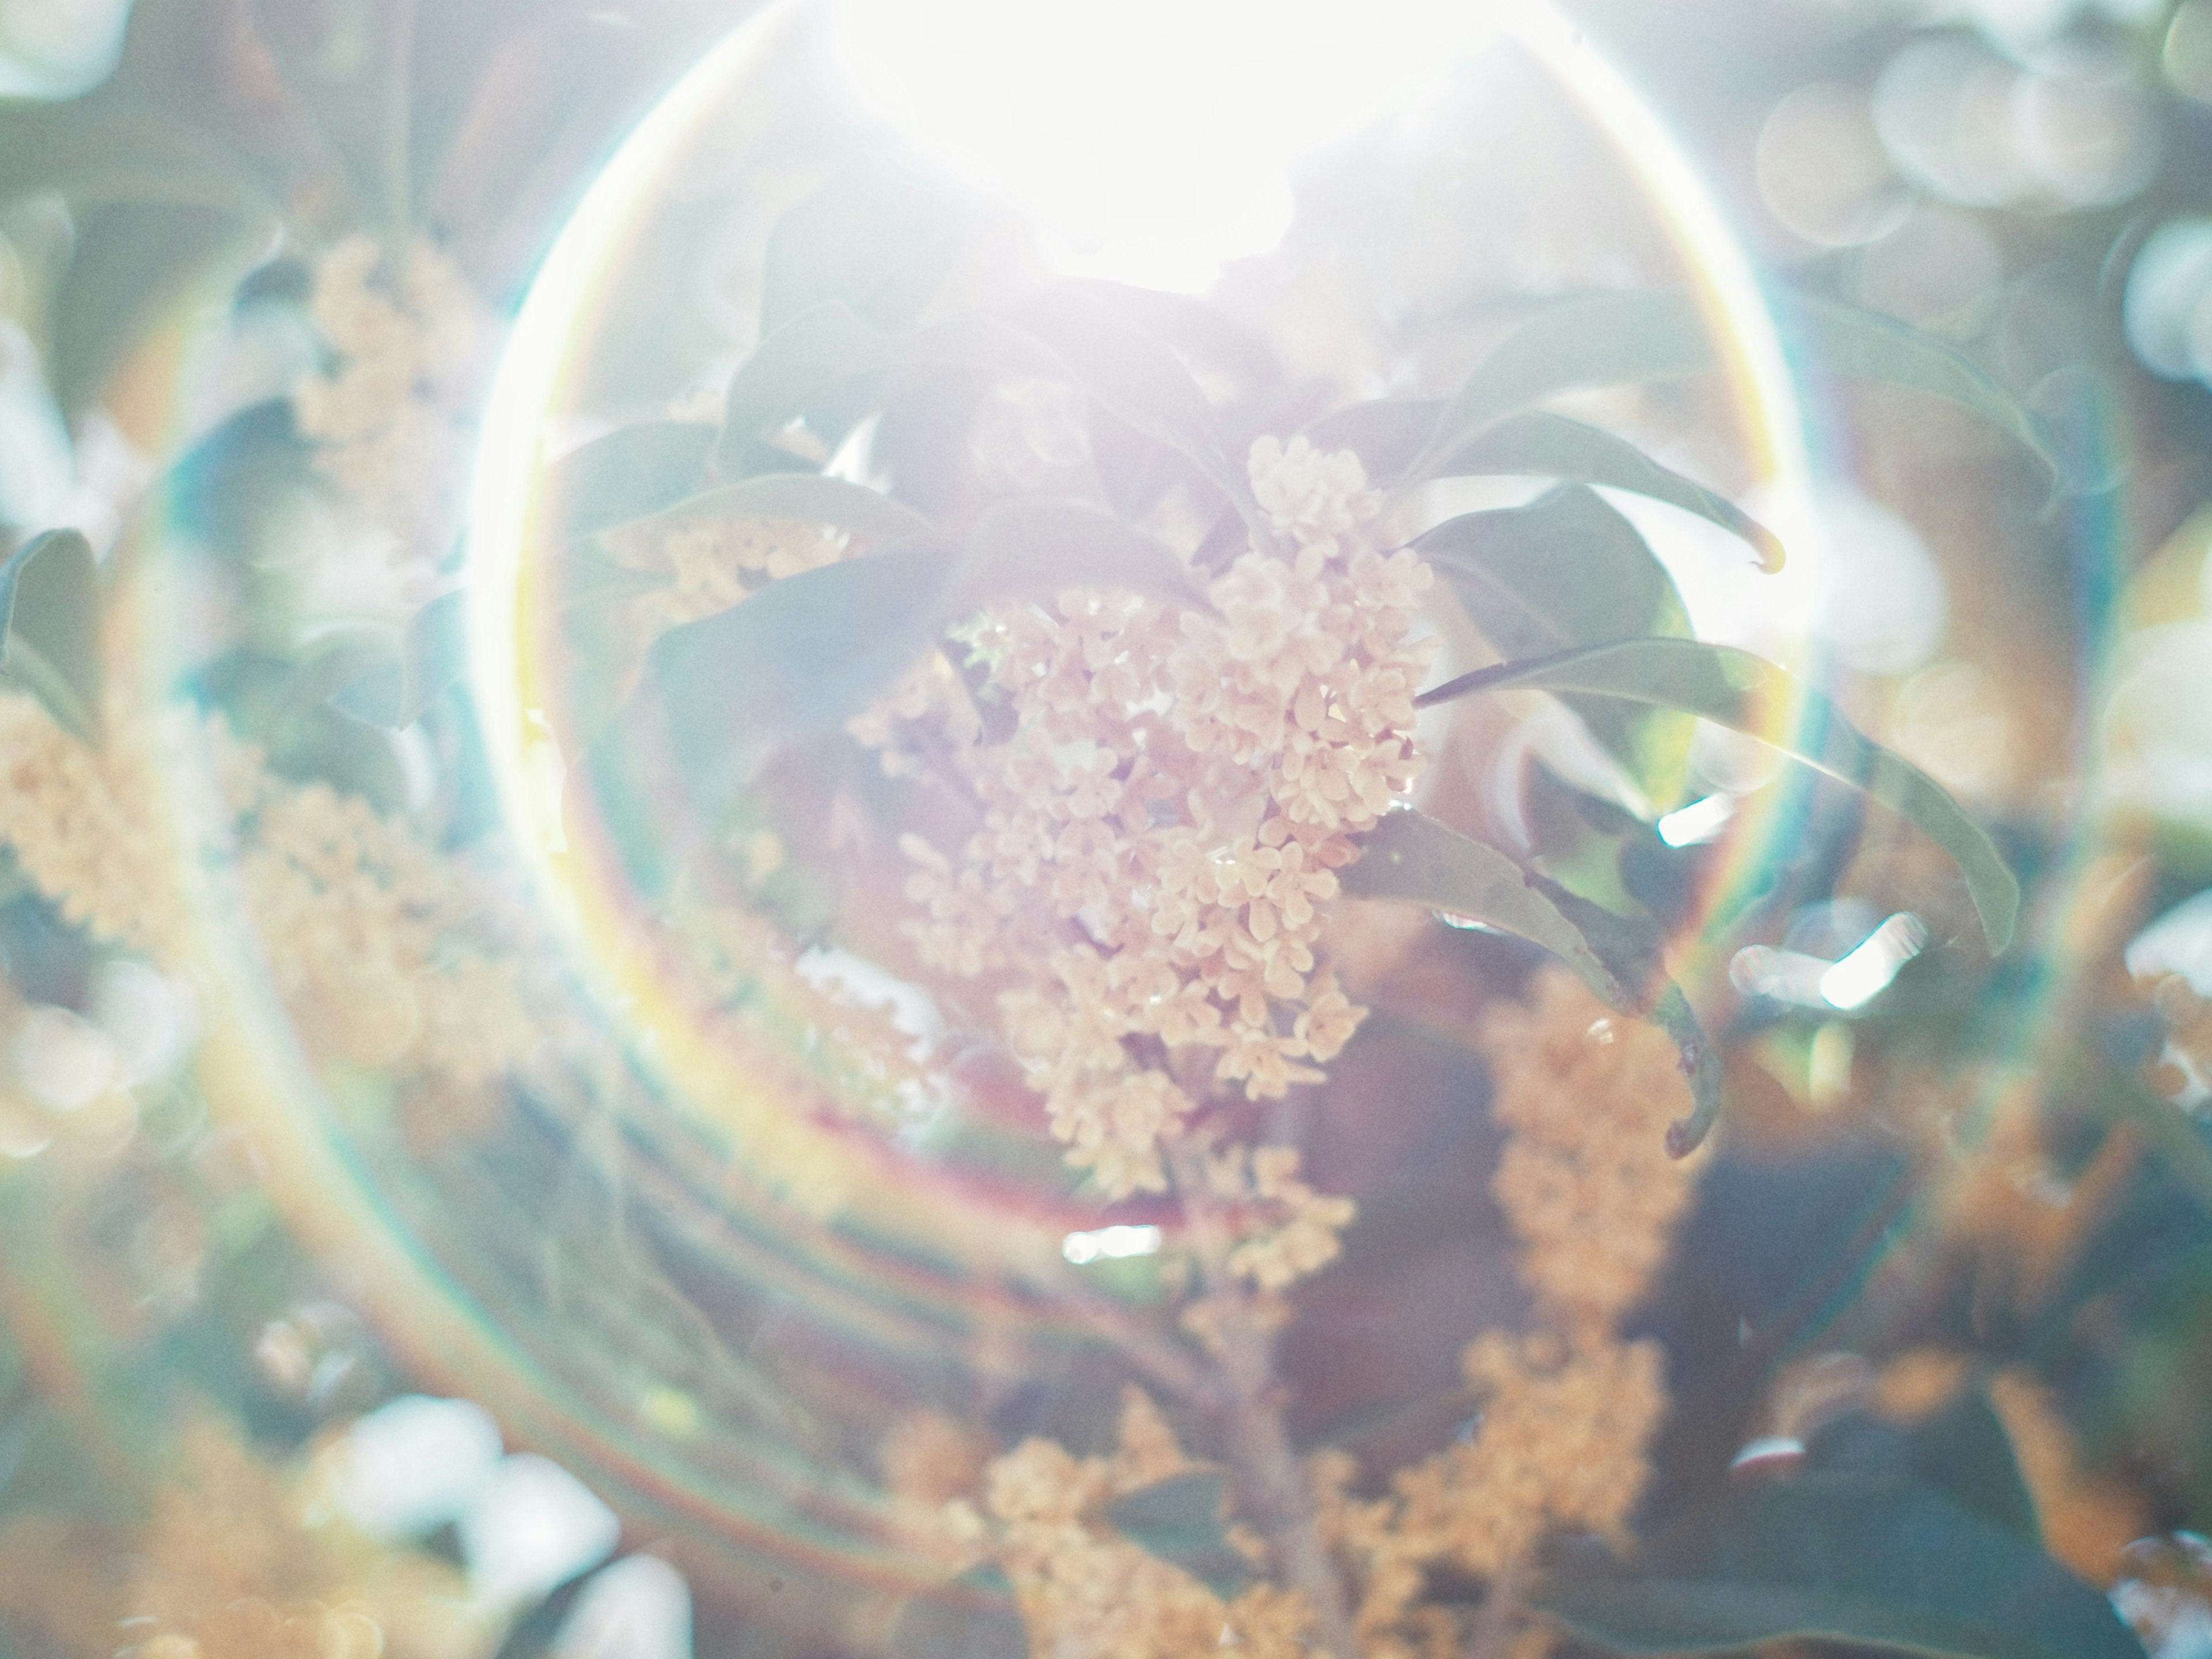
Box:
[0,691,194,958]
[604,512,847,638]
[224,737,538,1096]
[0,690,537,1126]
[978,1389,1313,1659]
[1203,1142,1359,1292]
[1482,971,1702,1332]
[0,1415,484,1659]
[292,234,494,580]
[1319,968,1699,1659]
[868,435,1436,1197]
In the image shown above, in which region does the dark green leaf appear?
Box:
[1344,811,1724,1151]
[611,546,955,801]
[951,496,1206,611]
[1104,1470,1251,1599]
[1533,1475,2145,1659]
[717,304,1055,473]
[1528,869,1722,1154]
[544,422,716,544]
[1399,290,2059,494]
[1810,1393,2041,1546]
[1014,291,1252,514]
[1444,412,1783,570]
[889,1563,1028,1659]
[1416,638,2020,953]
[50,200,249,414]
[759,154,963,338]
[1419,486,1695,810]
[0,529,101,743]
[1342,810,1624,1006]
[329,590,465,729]
[640,472,936,547]
[1300,397,1442,486]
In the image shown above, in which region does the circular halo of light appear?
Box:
[468,0,1821,1057]
[450,0,1834,1584]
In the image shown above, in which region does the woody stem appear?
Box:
[1168,1138,1358,1658]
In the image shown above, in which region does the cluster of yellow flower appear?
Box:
[971,1389,1315,1659]
[291,235,494,577]
[868,435,1436,1199]
[0,688,536,1120]
[605,513,847,637]
[0,690,193,958]
[216,726,537,1094]
[1321,969,1697,1659]
[0,1417,483,1659]
[1203,1141,1359,1293]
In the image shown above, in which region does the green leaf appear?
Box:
[1299,397,1441,484]
[0,529,101,743]
[889,1563,1028,1659]
[638,471,937,547]
[1013,290,1253,514]
[1344,810,1724,1151]
[951,496,1206,611]
[1343,810,1629,1006]
[329,589,465,729]
[1104,1470,1250,1599]
[1398,290,2059,495]
[717,304,1055,473]
[1445,412,1784,571]
[618,545,954,793]
[544,422,716,544]
[1533,1475,2145,1659]
[1416,637,2020,953]
[1419,486,1695,810]
[759,154,963,338]
[49,200,249,414]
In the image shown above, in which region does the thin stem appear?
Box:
[1168,1138,1358,1659]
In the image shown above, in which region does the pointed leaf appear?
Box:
[616,546,956,793]
[1533,1475,2145,1659]
[51,200,247,414]
[1416,638,2020,953]
[1299,397,1442,485]
[1419,486,1695,809]
[1104,1471,1250,1599]
[717,305,1058,472]
[544,422,716,544]
[718,302,889,467]
[952,497,1206,611]
[1399,290,2059,494]
[1344,811,1724,1152]
[1342,810,1626,1007]
[1013,291,1252,513]
[329,590,467,730]
[638,472,936,546]
[759,154,963,338]
[0,529,101,743]
[1444,412,1783,570]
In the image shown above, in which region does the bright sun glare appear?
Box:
[827,0,1495,290]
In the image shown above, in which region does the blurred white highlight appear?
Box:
[1062,1224,1162,1264]
[555,1556,693,1659]
[828,0,1487,290]
[1819,913,1929,1011]
[332,1394,505,1541]
[1729,912,1926,1012]
[461,1453,622,1608]
[0,0,132,99]
[2128,889,2212,995]
[1657,793,1735,848]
